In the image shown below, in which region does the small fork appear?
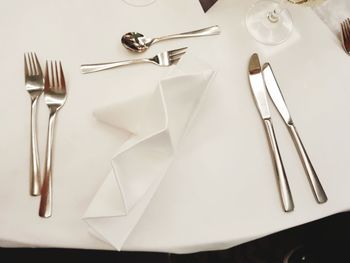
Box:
[39,61,67,218]
[24,52,44,196]
[341,18,350,54]
[80,47,188,74]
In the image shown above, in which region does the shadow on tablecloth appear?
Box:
[1,212,350,262]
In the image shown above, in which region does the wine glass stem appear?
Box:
[267,10,281,23]
[267,0,288,23]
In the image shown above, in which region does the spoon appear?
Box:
[121,25,220,53]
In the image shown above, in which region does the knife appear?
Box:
[262,63,328,204]
[248,53,294,212]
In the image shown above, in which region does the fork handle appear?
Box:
[30,98,41,196]
[80,58,150,74]
[288,124,327,203]
[264,119,294,212]
[153,25,220,43]
[39,111,57,218]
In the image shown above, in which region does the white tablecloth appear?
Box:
[0,0,350,253]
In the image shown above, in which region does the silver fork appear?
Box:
[39,61,67,218]
[80,47,188,74]
[24,52,44,196]
[341,18,350,54]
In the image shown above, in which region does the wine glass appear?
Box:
[122,0,156,7]
[246,0,326,45]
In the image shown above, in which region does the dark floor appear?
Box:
[1,212,350,262]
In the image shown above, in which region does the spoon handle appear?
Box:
[80,58,150,74]
[154,25,220,43]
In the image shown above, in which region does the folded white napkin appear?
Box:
[314,0,350,35]
[83,56,215,250]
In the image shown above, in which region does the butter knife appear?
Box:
[262,63,327,204]
[248,54,294,212]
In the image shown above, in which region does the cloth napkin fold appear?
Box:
[313,0,350,36]
[83,56,215,250]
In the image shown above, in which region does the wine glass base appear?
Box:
[122,0,156,7]
[246,0,293,45]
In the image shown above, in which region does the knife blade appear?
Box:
[262,63,327,204]
[248,54,271,120]
[248,54,294,212]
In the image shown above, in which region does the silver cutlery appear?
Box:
[121,25,220,53]
[248,53,294,212]
[24,52,44,196]
[262,63,327,204]
[81,47,187,74]
[39,61,67,218]
[341,18,350,54]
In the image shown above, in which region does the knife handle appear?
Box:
[288,124,328,204]
[264,119,294,212]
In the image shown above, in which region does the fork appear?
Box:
[24,52,44,196]
[80,47,188,74]
[39,61,67,218]
[341,18,350,54]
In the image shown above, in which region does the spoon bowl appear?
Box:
[121,32,153,52]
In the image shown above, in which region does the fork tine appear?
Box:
[24,54,29,77]
[33,52,42,75]
[29,52,35,75]
[344,21,348,40]
[346,19,350,39]
[341,21,346,38]
[343,19,350,54]
[345,18,350,40]
[50,61,55,88]
[31,52,38,75]
[170,51,187,61]
[342,22,348,46]
[54,61,59,90]
[44,61,50,92]
[344,22,349,41]
[170,58,181,65]
[59,62,66,91]
[25,53,32,75]
[344,20,350,50]
[168,47,188,56]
